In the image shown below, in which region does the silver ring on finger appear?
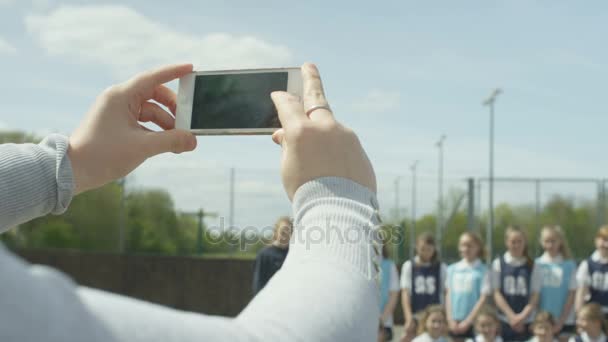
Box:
[305,104,332,116]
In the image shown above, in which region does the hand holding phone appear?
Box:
[69,64,197,195]
[270,63,377,199]
[176,68,303,135]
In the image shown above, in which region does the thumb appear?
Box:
[144,129,197,156]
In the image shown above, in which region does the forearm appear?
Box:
[493,291,516,319]
[237,177,381,341]
[445,289,454,323]
[520,293,539,319]
[575,287,588,312]
[0,134,74,233]
[558,292,575,325]
[464,295,488,324]
[402,291,413,322]
[382,292,399,319]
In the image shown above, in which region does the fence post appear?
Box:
[534,179,541,257]
[598,180,605,228]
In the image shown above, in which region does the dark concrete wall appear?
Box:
[16,249,406,323]
[17,249,255,317]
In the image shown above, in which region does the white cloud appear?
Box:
[25,5,293,77]
[0,37,16,54]
[0,0,15,6]
[351,89,400,113]
[0,121,8,130]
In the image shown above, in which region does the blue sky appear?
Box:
[1,0,607,229]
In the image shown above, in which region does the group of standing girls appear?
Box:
[377,225,608,342]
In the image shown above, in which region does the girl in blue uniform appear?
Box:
[379,240,400,342]
[492,225,541,341]
[536,225,577,341]
[401,233,447,342]
[576,226,608,319]
[446,232,491,341]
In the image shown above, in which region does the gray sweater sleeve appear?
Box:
[0,134,74,233]
[0,137,382,342]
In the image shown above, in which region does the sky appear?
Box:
[1,0,607,230]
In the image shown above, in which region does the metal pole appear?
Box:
[476,181,482,232]
[197,209,204,254]
[436,135,446,256]
[601,179,608,225]
[119,178,126,253]
[229,167,235,229]
[489,100,494,263]
[394,176,402,260]
[483,88,501,263]
[535,179,541,257]
[394,177,402,222]
[596,179,605,229]
[410,161,419,259]
[467,178,475,231]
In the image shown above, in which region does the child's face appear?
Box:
[506,232,526,258]
[475,315,498,339]
[541,231,560,256]
[426,311,447,338]
[459,235,479,261]
[595,236,608,257]
[576,314,602,337]
[417,241,435,262]
[533,322,554,341]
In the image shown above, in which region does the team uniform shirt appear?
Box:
[380,258,400,327]
[465,335,504,342]
[400,256,447,314]
[535,253,577,325]
[568,332,608,342]
[576,250,608,313]
[412,332,450,342]
[445,259,491,322]
[491,252,542,323]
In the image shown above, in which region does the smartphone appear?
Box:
[175,68,303,135]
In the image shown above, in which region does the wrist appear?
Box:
[67,139,86,195]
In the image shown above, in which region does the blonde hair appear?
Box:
[532,311,555,329]
[540,225,572,259]
[597,225,608,240]
[417,305,447,336]
[460,231,486,260]
[474,306,501,335]
[505,225,533,268]
[579,303,605,330]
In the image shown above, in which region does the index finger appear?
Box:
[301,63,333,121]
[270,91,306,130]
[130,63,193,98]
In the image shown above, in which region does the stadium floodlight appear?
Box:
[435,134,446,257]
[482,88,502,262]
[410,161,419,259]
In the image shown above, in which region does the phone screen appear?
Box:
[190,72,288,129]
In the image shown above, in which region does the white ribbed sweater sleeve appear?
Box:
[0,134,74,233]
[0,134,382,342]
